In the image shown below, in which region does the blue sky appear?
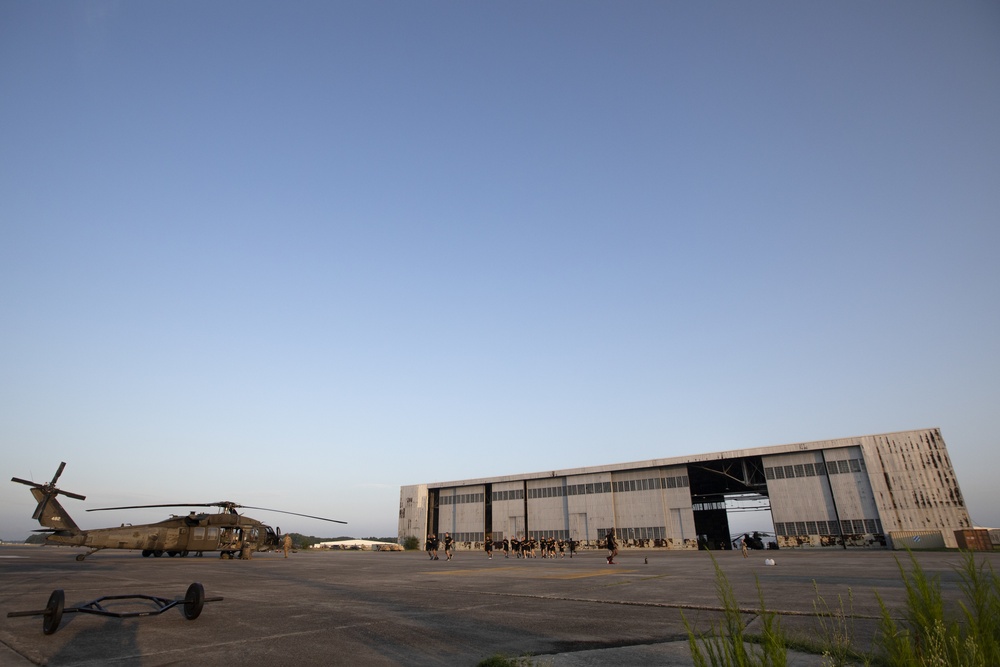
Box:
[2,2,998,540]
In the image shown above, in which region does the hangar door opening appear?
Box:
[687,456,773,550]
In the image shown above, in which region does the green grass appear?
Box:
[682,554,786,667]
[874,550,999,667]
[685,550,1000,667]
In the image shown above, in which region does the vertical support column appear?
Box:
[820,450,847,550]
[522,480,529,539]
[484,483,493,540]
[428,489,439,538]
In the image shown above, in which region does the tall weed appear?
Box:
[874,550,999,667]
[812,584,871,666]
[683,555,786,667]
[686,550,1000,667]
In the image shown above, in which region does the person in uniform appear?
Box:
[283,533,293,558]
[606,530,618,564]
[444,532,454,561]
[485,534,493,559]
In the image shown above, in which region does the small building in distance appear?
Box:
[398,428,972,551]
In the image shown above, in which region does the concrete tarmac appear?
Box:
[1,544,996,666]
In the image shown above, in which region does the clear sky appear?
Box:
[2,2,998,541]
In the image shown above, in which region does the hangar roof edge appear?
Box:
[417,427,941,490]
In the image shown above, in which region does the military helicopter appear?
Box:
[12,462,346,561]
[731,531,775,550]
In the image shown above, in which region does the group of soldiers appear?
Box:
[426,532,626,564]
[426,534,581,560]
[423,532,456,560]
[497,535,578,559]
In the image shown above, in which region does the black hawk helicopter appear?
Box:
[12,462,346,561]
[731,531,774,550]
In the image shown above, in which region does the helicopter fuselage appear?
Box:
[45,511,279,557]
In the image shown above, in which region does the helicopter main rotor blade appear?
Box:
[87,503,218,512]
[85,502,346,524]
[11,477,41,488]
[237,506,347,524]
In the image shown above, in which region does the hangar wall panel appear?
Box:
[609,466,696,547]
[765,446,885,547]
[559,472,614,544]
[526,477,569,539]
[859,430,970,548]
[437,485,485,544]
[611,469,665,543]
[398,484,429,545]
[490,480,525,541]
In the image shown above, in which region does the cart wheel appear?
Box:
[42,589,64,635]
[183,582,205,620]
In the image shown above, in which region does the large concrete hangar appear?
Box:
[398,428,973,550]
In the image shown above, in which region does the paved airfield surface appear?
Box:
[1,545,996,666]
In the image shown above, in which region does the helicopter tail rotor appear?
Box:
[11,462,85,532]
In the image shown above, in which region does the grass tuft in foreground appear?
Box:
[686,550,1000,667]
[683,554,786,667]
[875,550,999,667]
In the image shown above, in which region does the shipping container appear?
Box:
[887,530,945,550]
[954,529,993,551]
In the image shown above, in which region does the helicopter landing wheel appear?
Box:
[182,582,205,620]
[153,550,164,557]
[75,554,86,562]
[142,550,152,557]
[42,589,64,635]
